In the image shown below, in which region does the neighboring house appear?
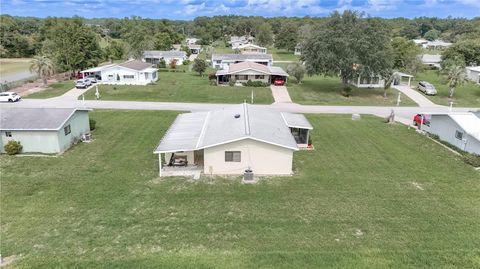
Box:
[229,35,255,49]
[143,50,187,65]
[153,103,313,176]
[237,44,267,54]
[186,37,198,45]
[294,44,302,55]
[349,75,384,88]
[81,60,158,85]
[215,61,288,85]
[211,54,273,69]
[421,112,480,155]
[413,39,452,49]
[465,66,480,84]
[172,44,202,54]
[421,54,442,69]
[0,108,91,154]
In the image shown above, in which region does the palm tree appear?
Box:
[444,64,466,98]
[30,56,55,86]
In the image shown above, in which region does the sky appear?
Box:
[1,0,479,20]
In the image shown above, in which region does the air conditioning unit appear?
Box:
[244,169,254,182]
[82,133,92,143]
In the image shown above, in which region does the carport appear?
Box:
[393,71,414,87]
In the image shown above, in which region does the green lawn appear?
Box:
[287,75,417,106]
[413,70,480,107]
[0,58,31,76]
[83,71,274,104]
[268,47,300,61]
[26,80,75,99]
[2,110,479,268]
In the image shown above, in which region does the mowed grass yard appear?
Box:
[83,71,274,104]
[413,70,480,107]
[0,58,31,76]
[2,110,480,268]
[26,80,75,99]
[287,75,418,106]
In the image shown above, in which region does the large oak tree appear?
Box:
[302,11,393,93]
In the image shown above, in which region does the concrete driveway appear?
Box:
[270,85,292,103]
[392,85,438,107]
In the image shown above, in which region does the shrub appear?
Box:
[208,73,217,81]
[228,79,236,87]
[209,80,217,86]
[169,59,178,69]
[4,140,22,155]
[89,119,96,131]
[342,86,353,97]
[157,59,166,68]
[463,153,480,167]
[183,59,190,65]
[242,80,268,87]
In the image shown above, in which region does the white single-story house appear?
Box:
[81,60,158,85]
[421,112,480,155]
[421,54,442,69]
[153,103,313,177]
[229,35,255,49]
[211,54,273,69]
[143,50,187,65]
[0,108,91,154]
[186,37,198,45]
[465,66,480,84]
[350,75,385,88]
[237,44,267,54]
[172,44,202,54]
[215,61,288,85]
[413,39,452,49]
[294,44,302,55]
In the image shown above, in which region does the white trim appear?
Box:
[196,111,210,149]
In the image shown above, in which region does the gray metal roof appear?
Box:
[281,113,313,130]
[0,108,90,131]
[143,50,186,58]
[212,54,273,61]
[421,54,441,63]
[154,104,305,153]
[119,60,154,71]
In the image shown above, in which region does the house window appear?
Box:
[371,77,379,84]
[5,131,12,137]
[235,75,248,80]
[145,73,149,80]
[455,130,463,140]
[64,125,71,136]
[255,75,264,79]
[123,75,134,79]
[225,151,241,162]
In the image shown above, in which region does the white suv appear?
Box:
[0,92,21,102]
[75,79,91,89]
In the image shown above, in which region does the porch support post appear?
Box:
[217,75,219,85]
[408,77,411,87]
[158,153,162,177]
[306,129,310,146]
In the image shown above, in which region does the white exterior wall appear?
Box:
[466,69,480,84]
[213,59,272,69]
[100,66,157,85]
[230,71,270,83]
[203,139,294,175]
[426,115,480,155]
[1,130,60,154]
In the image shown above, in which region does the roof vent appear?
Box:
[234,114,241,119]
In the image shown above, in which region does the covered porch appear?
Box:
[157,150,204,178]
[393,71,414,87]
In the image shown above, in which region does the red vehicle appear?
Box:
[273,79,285,86]
[75,72,85,79]
[413,114,431,126]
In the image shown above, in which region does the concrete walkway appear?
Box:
[392,85,438,107]
[270,85,292,103]
[50,84,94,101]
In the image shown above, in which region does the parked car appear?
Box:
[417,81,437,95]
[0,92,21,102]
[75,79,90,88]
[413,114,431,126]
[274,79,285,86]
[86,75,97,83]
